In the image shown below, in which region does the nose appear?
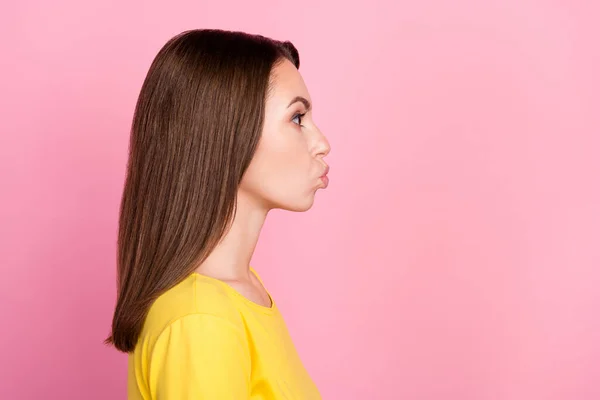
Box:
[314,128,331,158]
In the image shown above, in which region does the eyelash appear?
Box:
[292,112,307,126]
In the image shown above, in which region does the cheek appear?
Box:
[261,129,309,172]
[244,133,309,191]
[258,148,305,184]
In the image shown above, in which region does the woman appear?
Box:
[106,29,331,399]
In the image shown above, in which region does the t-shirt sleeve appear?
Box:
[149,313,251,399]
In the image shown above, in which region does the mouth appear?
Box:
[320,165,330,188]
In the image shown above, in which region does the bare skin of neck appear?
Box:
[194,188,273,308]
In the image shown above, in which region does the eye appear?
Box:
[292,112,306,126]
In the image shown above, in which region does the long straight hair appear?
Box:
[106,29,300,353]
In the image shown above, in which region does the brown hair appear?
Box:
[106,29,300,353]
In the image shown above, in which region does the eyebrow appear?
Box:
[287,96,312,111]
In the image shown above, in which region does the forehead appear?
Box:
[267,59,310,107]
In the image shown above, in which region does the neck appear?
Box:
[195,189,268,281]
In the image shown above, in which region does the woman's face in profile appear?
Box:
[239,59,331,212]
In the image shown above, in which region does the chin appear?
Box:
[276,194,316,213]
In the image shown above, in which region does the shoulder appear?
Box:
[141,273,244,342]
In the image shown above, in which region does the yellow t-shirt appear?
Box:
[127,268,321,399]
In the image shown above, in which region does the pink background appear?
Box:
[2,1,599,399]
